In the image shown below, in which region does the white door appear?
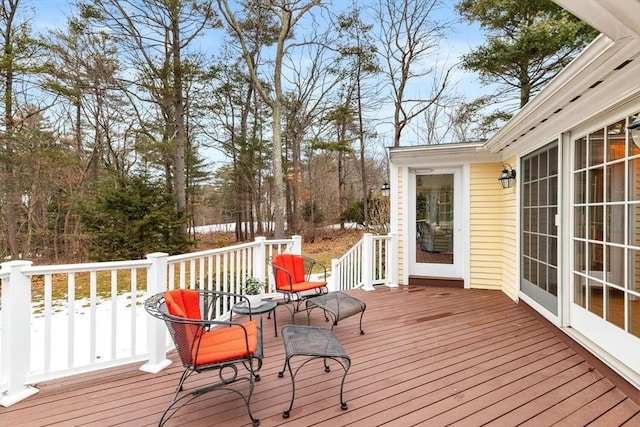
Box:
[410,169,463,278]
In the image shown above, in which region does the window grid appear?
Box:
[572,114,640,337]
[522,144,559,297]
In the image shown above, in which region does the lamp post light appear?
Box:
[381,182,390,197]
[498,164,517,189]
[628,117,640,148]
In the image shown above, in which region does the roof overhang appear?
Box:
[387,142,501,167]
[553,0,640,42]
[485,1,640,155]
[387,1,640,164]
[485,35,640,155]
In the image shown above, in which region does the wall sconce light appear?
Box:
[498,164,517,189]
[381,182,390,197]
[628,117,640,148]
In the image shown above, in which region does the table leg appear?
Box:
[278,357,295,418]
[273,307,277,337]
[278,355,350,418]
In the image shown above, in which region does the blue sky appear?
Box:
[27,0,489,149]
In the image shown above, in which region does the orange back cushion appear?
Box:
[165,289,201,319]
[273,254,305,289]
[164,289,202,365]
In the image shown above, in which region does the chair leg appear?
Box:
[158,365,261,426]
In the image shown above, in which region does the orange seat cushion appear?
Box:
[286,280,327,292]
[164,289,258,366]
[194,321,258,365]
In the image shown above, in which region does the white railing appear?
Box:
[0,236,301,406]
[331,232,398,292]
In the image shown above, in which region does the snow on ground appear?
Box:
[26,293,149,375]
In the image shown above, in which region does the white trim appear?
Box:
[462,164,471,289]
[407,167,466,280]
[389,143,500,166]
[569,305,640,389]
[560,132,573,329]
[553,0,640,42]
[519,291,561,327]
[569,94,640,141]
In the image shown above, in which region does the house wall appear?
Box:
[468,161,518,299]
[500,156,518,301]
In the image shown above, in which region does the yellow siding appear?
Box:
[500,156,518,300]
[469,160,518,300]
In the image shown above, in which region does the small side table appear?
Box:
[231,299,278,337]
[278,325,351,418]
[306,291,366,334]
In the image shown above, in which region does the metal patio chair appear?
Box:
[145,289,263,426]
[270,253,328,324]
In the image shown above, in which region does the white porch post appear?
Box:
[291,235,303,255]
[362,233,375,291]
[140,252,172,373]
[330,258,340,292]
[253,236,267,288]
[0,261,39,406]
[386,233,399,287]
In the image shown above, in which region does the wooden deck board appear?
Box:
[1,286,638,427]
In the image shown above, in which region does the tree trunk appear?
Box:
[2,0,19,258]
[272,101,286,238]
[171,8,187,228]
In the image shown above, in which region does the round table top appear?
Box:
[231,299,277,315]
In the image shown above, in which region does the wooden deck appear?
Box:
[2,286,639,426]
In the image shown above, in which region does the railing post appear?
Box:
[291,235,302,255]
[140,252,172,374]
[0,261,39,406]
[362,233,374,291]
[330,258,339,292]
[386,233,399,287]
[253,236,267,286]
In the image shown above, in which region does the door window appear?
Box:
[415,174,454,265]
[572,114,640,337]
[521,143,559,314]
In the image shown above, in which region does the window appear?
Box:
[572,114,640,337]
[521,143,559,314]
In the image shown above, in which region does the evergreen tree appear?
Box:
[79,174,191,261]
[456,0,598,122]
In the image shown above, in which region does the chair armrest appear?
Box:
[303,256,327,282]
[270,261,295,292]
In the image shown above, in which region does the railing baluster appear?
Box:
[67,273,75,369]
[111,271,118,360]
[44,274,52,373]
[130,268,137,357]
[90,271,97,364]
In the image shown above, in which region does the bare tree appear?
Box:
[374,0,452,147]
[78,0,217,228]
[335,4,381,226]
[0,0,51,259]
[216,0,322,238]
[203,45,272,241]
[281,33,341,234]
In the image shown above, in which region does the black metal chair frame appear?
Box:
[269,255,328,324]
[145,290,263,427]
